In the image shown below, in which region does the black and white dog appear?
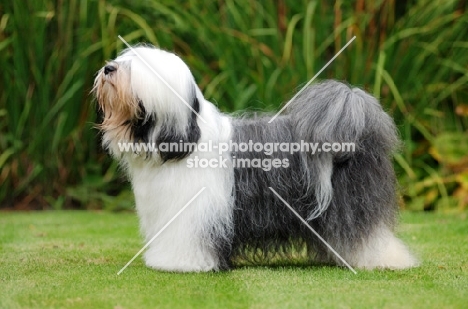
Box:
[93,45,418,272]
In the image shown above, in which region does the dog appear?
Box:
[93,45,418,272]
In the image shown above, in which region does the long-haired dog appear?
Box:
[93,45,418,272]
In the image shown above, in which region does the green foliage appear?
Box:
[0,0,467,210]
[1,211,467,308]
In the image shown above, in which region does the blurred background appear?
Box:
[1,0,467,212]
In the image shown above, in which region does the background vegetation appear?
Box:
[1,0,467,211]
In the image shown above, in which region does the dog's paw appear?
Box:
[350,228,419,270]
[144,250,218,272]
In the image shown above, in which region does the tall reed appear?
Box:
[1,0,466,210]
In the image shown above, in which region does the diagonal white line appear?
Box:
[268,187,357,274]
[268,36,356,123]
[117,187,206,275]
[117,35,208,124]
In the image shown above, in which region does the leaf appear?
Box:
[429,132,468,168]
[455,104,468,117]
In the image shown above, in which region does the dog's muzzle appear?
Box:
[104,64,117,75]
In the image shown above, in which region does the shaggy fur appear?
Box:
[93,45,418,272]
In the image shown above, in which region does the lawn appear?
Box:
[1,211,467,309]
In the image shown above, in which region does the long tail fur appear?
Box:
[286,80,399,220]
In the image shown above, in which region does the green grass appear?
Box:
[1,211,467,308]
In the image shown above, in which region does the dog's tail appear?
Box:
[286,80,399,220]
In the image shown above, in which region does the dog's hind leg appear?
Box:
[288,81,418,269]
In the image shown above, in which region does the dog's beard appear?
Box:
[93,68,141,141]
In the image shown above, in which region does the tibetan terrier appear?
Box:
[93,45,418,272]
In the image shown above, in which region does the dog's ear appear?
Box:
[132,100,156,144]
[156,96,201,162]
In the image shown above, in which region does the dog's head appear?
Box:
[92,46,201,161]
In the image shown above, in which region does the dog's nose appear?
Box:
[104,65,117,75]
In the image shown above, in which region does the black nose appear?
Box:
[104,65,116,75]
